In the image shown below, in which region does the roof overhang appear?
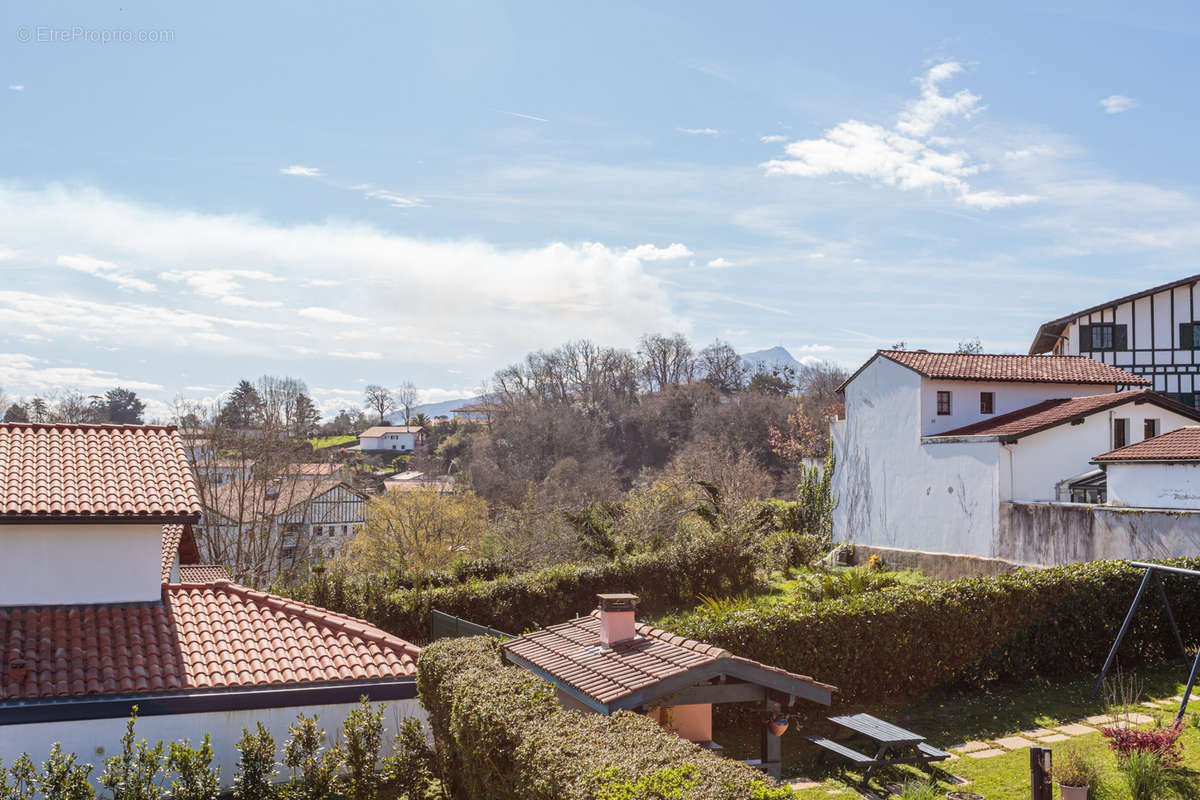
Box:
[0,677,417,726]
[0,513,202,525]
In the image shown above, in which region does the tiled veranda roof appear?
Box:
[0,582,419,701]
[0,423,201,520]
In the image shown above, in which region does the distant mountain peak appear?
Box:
[740,346,801,371]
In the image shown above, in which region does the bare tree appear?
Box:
[698,340,748,394]
[956,336,983,354]
[638,333,696,392]
[364,385,395,424]
[395,381,419,425]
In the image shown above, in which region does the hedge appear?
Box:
[660,558,1200,708]
[285,533,759,644]
[417,637,792,800]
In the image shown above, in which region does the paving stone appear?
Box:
[1040,734,1071,743]
[1127,713,1156,724]
[994,735,1037,750]
[1056,723,1098,736]
[1143,701,1165,708]
[1021,728,1058,738]
[965,747,1006,759]
[1084,715,1114,725]
[953,741,992,753]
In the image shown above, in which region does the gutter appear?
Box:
[0,678,417,726]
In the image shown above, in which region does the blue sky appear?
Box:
[2,1,1199,418]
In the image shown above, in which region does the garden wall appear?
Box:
[999,501,1200,564]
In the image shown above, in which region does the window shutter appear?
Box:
[1079,325,1092,352]
[1114,325,1128,351]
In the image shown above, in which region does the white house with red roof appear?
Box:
[1093,426,1200,509]
[0,422,422,789]
[832,351,1200,564]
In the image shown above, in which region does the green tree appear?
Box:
[40,744,95,800]
[167,736,220,800]
[232,723,278,800]
[219,380,264,429]
[3,403,29,423]
[283,713,342,800]
[104,387,146,424]
[99,707,166,800]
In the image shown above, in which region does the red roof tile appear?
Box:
[0,423,201,521]
[161,524,183,583]
[1094,426,1200,463]
[933,390,1200,440]
[501,611,833,707]
[177,564,231,583]
[839,350,1149,393]
[0,582,418,701]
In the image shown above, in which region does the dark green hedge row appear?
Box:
[417,637,791,800]
[661,558,1200,708]
[287,533,758,644]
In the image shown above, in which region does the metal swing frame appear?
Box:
[1091,561,1199,721]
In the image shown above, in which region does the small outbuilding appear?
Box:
[501,593,837,778]
[1094,426,1200,509]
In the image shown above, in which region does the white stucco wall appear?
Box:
[0,524,164,605]
[919,379,1109,436]
[1002,403,1199,502]
[1108,463,1200,509]
[360,432,419,451]
[0,698,426,792]
[833,356,1002,557]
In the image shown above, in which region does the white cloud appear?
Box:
[57,254,156,293]
[0,248,17,260]
[707,257,734,268]
[7,85,23,92]
[362,189,427,208]
[0,352,162,392]
[160,269,282,308]
[628,243,692,261]
[1004,145,1056,160]
[299,307,369,324]
[762,61,1036,209]
[280,165,321,177]
[1100,94,1138,114]
[501,111,548,123]
[760,135,787,143]
[680,127,719,136]
[302,278,340,287]
[794,344,834,353]
[329,350,383,360]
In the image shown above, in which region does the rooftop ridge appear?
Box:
[0,422,178,432]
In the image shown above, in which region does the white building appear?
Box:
[0,422,421,789]
[831,350,1200,559]
[1029,273,1200,406]
[1094,426,1200,509]
[358,425,426,453]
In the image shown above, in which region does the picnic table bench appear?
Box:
[807,713,950,776]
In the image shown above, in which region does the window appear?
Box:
[1079,323,1127,352]
[341,524,348,534]
[936,391,952,415]
[980,392,994,415]
[1181,393,1198,409]
[1114,418,1130,449]
[314,526,322,536]
[1145,418,1160,439]
[1182,323,1200,350]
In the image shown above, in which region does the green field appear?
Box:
[308,434,357,449]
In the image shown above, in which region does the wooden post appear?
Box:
[1030,746,1052,800]
[761,699,782,779]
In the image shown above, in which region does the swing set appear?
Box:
[1091,561,1200,722]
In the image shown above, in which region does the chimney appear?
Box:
[597,593,639,647]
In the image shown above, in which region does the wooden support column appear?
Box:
[761,698,782,779]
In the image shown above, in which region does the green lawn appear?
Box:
[309,434,356,449]
[709,660,1200,798]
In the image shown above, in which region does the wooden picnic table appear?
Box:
[807,713,950,777]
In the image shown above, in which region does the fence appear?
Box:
[430,608,513,642]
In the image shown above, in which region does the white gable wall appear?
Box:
[1108,463,1200,509]
[833,356,1002,557]
[0,524,163,605]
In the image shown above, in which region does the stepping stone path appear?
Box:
[1084,715,1114,725]
[953,741,992,753]
[965,748,1006,759]
[1056,723,1098,736]
[787,778,820,790]
[993,735,1037,750]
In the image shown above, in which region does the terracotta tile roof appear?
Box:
[177,564,231,583]
[0,582,418,701]
[501,611,833,708]
[932,390,1200,440]
[203,479,364,524]
[839,350,1149,393]
[360,426,424,438]
[1094,426,1200,463]
[0,423,201,521]
[161,524,184,583]
[284,463,344,477]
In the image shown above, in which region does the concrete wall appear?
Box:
[0,698,426,792]
[998,501,1200,564]
[0,524,163,605]
[834,356,1002,557]
[919,379,1103,437]
[1109,463,1200,509]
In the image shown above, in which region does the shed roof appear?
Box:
[359,426,424,438]
[1094,425,1200,463]
[501,611,836,713]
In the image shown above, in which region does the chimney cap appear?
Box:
[597,593,638,611]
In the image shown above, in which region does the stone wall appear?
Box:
[999,502,1200,564]
[850,543,1029,580]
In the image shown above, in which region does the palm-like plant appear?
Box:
[794,566,899,601]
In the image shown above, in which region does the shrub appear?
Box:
[660,558,1200,707]
[1103,722,1183,768]
[417,637,793,800]
[282,714,342,800]
[1120,750,1171,800]
[762,529,828,571]
[382,718,441,800]
[284,532,759,644]
[232,723,279,800]
[4,754,39,800]
[39,744,95,800]
[166,736,220,800]
[896,780,941,800]
[792,566,898,601]
[342,699,385,800]
[99,707,166,800]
